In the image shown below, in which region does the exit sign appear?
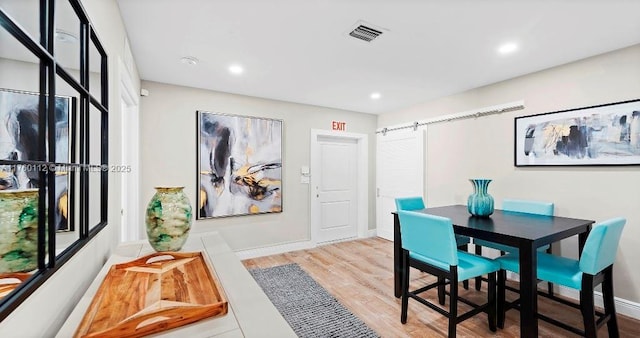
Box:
[332,121,346,131]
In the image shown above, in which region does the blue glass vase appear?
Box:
[467,179,494,217]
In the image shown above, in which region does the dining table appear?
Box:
[392,204,594,338]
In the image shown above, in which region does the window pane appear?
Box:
[88,169,101,229]
[88,104,102,165]
[54,0,82,82]
[55,165,80,251]
[88,103,103,230]
[89,34,103,102]
[1,25,43,178]
[0,0,40,43]
[53,76,76,164]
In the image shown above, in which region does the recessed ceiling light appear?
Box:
[229,64,244,75]
[180,56,199,65]
[498,43,518,55]
[55,29,78,44]
[370,92,381,100]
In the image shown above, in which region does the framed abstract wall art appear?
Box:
[0,88,74,230]
[515,99,640,166]
[197,111,282,219]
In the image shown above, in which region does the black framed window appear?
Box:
[0,0,108,320]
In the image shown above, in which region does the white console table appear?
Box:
[57,232,296,338]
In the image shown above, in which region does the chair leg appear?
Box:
[487,271,497,332]
[438,276,446,305]
[475,245,483,291]
[497,269,506,329]
[602,267,619,337]
[401,251,409,324]
[546,246,554,296]
[449,275,458,338]
[580,275,597,338]
[461,244,469,290]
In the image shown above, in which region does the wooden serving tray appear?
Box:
[74,251,228,338]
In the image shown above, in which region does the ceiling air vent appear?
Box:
[346,21,387,43]
[349,25,382,42]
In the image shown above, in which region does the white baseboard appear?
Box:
[556,286,640,320]
[376,229,393,242]
[235,240,316,260]
[367,229,377,237]
[505,273,640,320]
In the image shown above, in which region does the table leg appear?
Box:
[578,224,592,257]
[394,213,402,298]
[519,241,538,338]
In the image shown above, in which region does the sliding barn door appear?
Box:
[376,129,424,240]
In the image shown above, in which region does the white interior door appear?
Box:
[376,129,424,240]
[312,135,358,243]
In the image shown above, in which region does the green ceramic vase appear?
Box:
[145,187,192,252]
[0,189,39,273]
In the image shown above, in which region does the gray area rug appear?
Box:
[249,263,380,338]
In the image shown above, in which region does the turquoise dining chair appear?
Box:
[473,199,555,293]
[496,217,625,337]
[398,210,500,338]
[395,196,472,290]
[395,197,472,248]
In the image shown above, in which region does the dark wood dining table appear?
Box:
[392,205,594,338]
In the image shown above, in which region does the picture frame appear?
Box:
[515,99,640,166]
[197,111,283,219]
[0,88,74,231]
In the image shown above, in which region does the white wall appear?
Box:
[378,44,640,303]
[0,0,140,335]
[139,81,377,250]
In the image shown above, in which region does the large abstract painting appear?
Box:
[0,88,72,230]
[515,99,640,166]
[197,111,282,218]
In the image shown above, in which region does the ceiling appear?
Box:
[116,0,640,114]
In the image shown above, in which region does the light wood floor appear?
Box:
[242,237,640,338]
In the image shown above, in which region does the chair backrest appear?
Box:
[579,217,626,275]
[397,210,458,266]
[502,199,554,216]
[395,196,425,211]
